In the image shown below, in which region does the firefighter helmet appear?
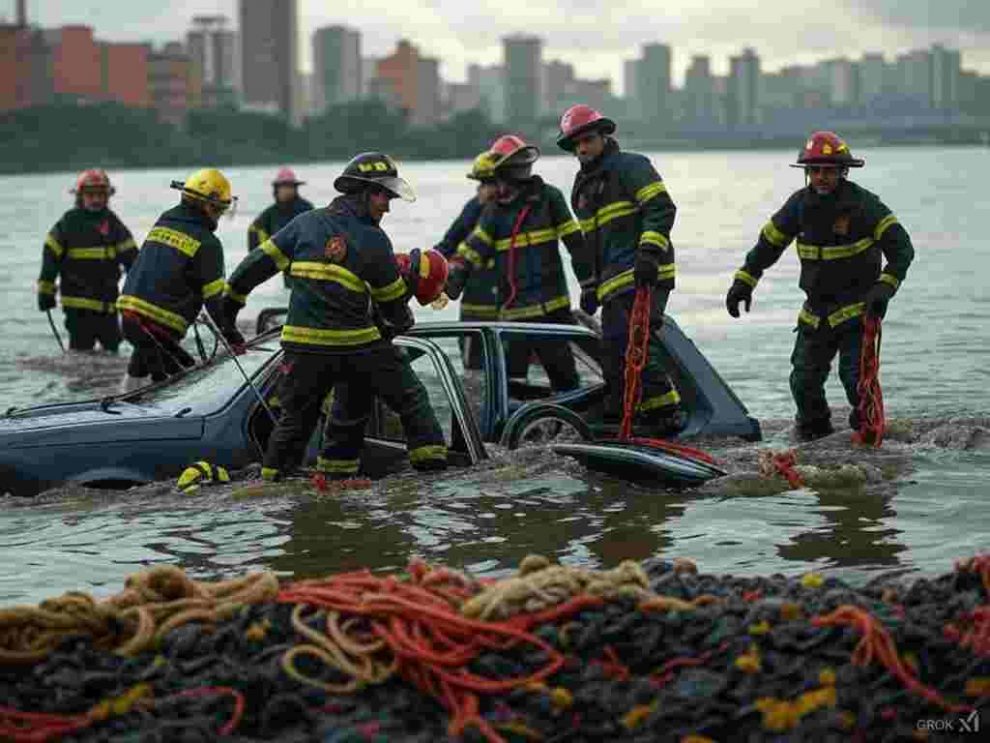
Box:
[395,248,449,306]
[556,104,616,151]
[333,152,415,202]
[170,168,236,213]
[467,151,498,182]
[272,167,305,186]
[72,169,115,195]
[791,131,864,168]
[488,135,540,171]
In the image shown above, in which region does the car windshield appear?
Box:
[124,344,280,415]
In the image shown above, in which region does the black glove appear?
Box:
[37,293,56,312]
[579,285,599,315]
[445,263,468,300]
[633,253,659,288]
[725,279,753,318]
[221,295,243,329]
[864,282,895,320]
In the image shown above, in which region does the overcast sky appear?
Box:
[17,1,990,92]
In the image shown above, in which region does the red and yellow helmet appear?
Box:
[72,168,114,195]
[792,131,864,168]
[396,248,449,306]
[556,104,616,151]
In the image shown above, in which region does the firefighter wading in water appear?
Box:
[248,167,314,289]
[117,168,244,392]
[558,105,685,434]
[38,169,137,352]
[445,135,592,391]
[725,131,914,441]
[223,152,446,481]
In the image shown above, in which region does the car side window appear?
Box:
[371,346,455,446]
[503,332,603,405]
[412,332,489,431]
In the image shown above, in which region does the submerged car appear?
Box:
[0,314,759,497]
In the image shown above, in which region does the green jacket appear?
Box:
[735,179,914,329]
[39,208,136,313]
[570,139,676,303]
[247,197,315,251]
[456,177,591,320]
[227,195,411,354]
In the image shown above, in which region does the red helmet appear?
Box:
[72,169,114,195]
[272,167,305,186]
[556,104,616,151]
[396,248,449,306]
[792,131,864,168]
[488,134,540,172]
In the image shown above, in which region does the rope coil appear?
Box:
[852,316,885,447]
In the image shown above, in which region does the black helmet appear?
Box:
[333,152,416,202]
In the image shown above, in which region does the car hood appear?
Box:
[0,401,202,448]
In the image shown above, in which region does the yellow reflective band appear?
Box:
[556,220,581,239]
[460,303,499,318]
[638,388,681,412]
[874,214,898,240]
[281,324,381,347]
[494,227,557,252]
[734,269,758,288]
[471,225,494,247]
[45,233,65,258]
[879,273,900,290]
[409,445,448,464]
[316,456,359,474]
[580,200,639,232]
[418,255,431,278]
[225,283,247,304]
[61,296,114,313]
[67,246,115,260]
[456,242,484,267]
[261,467,280,482]
[146,226,201,258]
[639,231,670,251]
[761,220,790,248]
[635,180,667,204]
[657,263,676,280]
[290,261,366,293]
[249,224,270,244]
[202,277,225,299]
[597,269,634,301]
[195,461,213,479]
[260,239,290,271]
[796,237,874,261]
[798,308,821,329]
[37,280,56,294]
[499,295,570,320]
[117,238,137,253]
[827,302,865,327]
[117,294,188,332]
[370,276,407,302]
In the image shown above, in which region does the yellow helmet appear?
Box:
[467,151,497,182]
[170,168,236,213]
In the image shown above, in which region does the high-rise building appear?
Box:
[239,0,296,120]
[824,58,857,107]
[931,44,961,110]
[312,25,361,113]
[47,26,102,100]
[375,39,420,120]
[415,56,440,125]
[0,23,51,110]
[894,49,932,107]
[503,35,541,125]
[101,43,149,107]
[542,60,574,115]
[859,53,886,104]
[148,41,202,125]
[469,63,504,124]
[637,43,671,126]
[187,16,237,108]
[623,58,639,119]
[728,47,760,126]
[682,55,715,124]
[443,81,481,118]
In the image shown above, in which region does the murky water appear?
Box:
[1,147,988,604]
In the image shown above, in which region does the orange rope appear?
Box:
[619,286,652,440]
[852,317,885,447]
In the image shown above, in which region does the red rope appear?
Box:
[502,204,532,312]
[619,286,652,440]
[772,450,805,489]
[852,316,885,447]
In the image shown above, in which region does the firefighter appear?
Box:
[725,131,914,441]
[434,151,499,368]
[445,135,592,392]
[248,167,314,289]
[37,169,137,352]
[320,248,451,477]
[557,104,684,434]
[117,168,244,392]
[222,152,446,481]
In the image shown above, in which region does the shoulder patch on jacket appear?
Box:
[325,235,347,263]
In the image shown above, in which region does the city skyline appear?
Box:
[15,0,990,94]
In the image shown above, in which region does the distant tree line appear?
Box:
[0,100,505,174]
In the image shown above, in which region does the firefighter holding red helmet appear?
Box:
[558,104,684,435]
[37,169,137,352]
[725,131,915,441]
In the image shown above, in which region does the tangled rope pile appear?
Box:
[0,554,987,742]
